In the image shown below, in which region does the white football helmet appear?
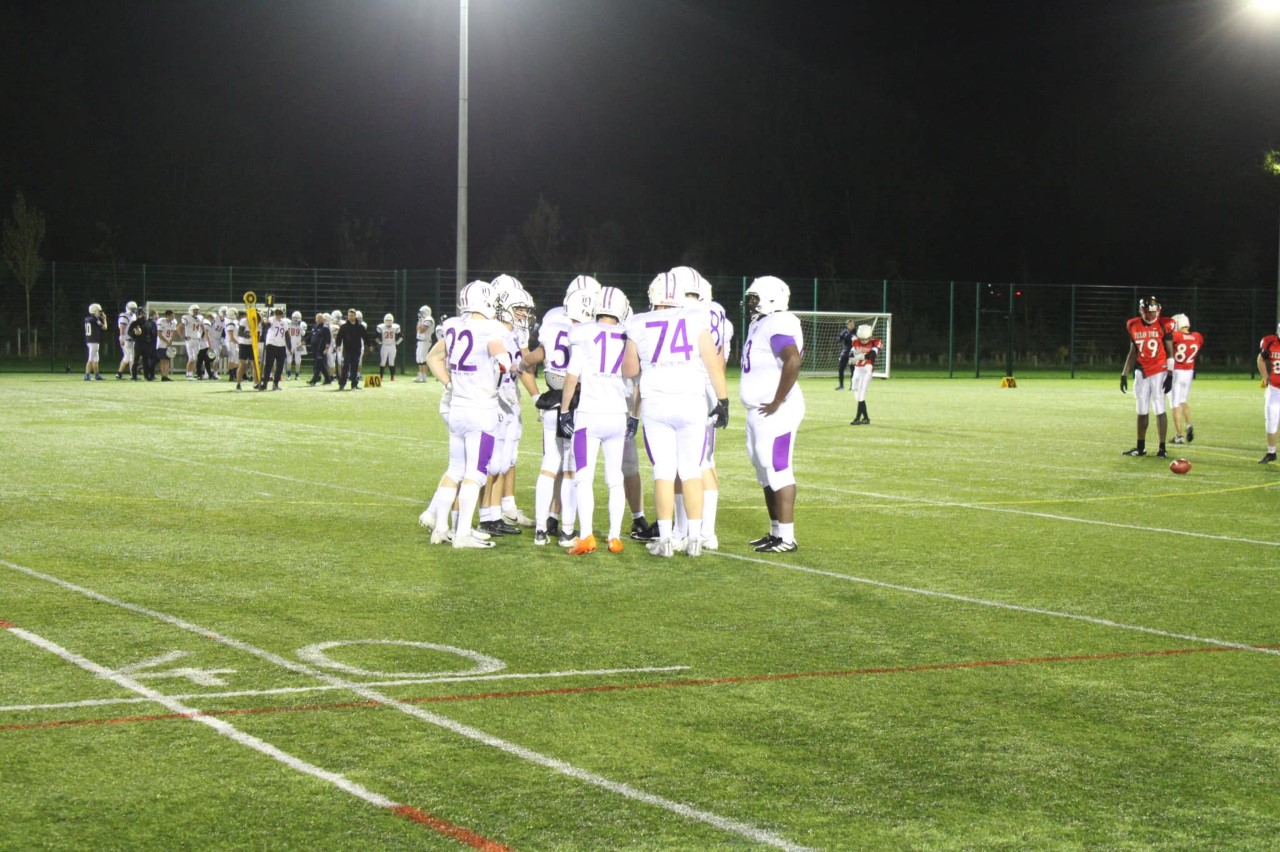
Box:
[1171,313,1189,331]
[565,290,595,323]
[125,300,138,313]
[564,275,603,305]
[355,310,364,322]
[88,303,102,316]
[459,280,496,319]
[491,274,524,298]
[189,304,200,316]
[291,310,302,321]
[647,272,683,309]
[384,313,394,324]
[418,305,432,318]
[594,287,631,322]
[744,276,790,315]
[669,266,710,304]
[496,286,535,329]
[331,310,343,324]
[856,324,873,342]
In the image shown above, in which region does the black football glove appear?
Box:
[557,410,575,440]
[526,322,540,350]
[625,415,639,439]
[713,398,730,429]
[1119,373,1128,394]
[1162,371,1173,394]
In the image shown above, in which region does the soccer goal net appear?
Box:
[790,311,892,379]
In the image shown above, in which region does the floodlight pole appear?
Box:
[456,0,469,299]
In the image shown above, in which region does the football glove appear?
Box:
[625,415,639,439]
[557,410,575,440]
[497,382,519,411]
[713,398,730,429]
[1119,373,1128,394]
[1162,371,1173,394]
[527,322,540,350]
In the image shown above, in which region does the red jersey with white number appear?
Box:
[1171,331,1203,371]
[1261,335,1280,389]
[1125,316,1175,377]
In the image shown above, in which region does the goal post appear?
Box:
[790,311,892,379]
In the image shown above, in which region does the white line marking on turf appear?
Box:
[805,483,1280,548]
[0,665,693,714]
[4,623,409,812]
[296,640,506,678]
[0,559,810,852]
[714,551,1280,658]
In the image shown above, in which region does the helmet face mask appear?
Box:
[126,300,138,313]
[1139,296,1161,323]
[291,311,302,322]
[384,313,394,325]
[190,304,200,316]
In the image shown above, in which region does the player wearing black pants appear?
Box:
[835,320,855,390]
[307,313,332,385]
[260,308,288,390]
[335,308,365,390]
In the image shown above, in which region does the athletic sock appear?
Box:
[455,481,480,538]
[686,519,702,544]
[535,474,555,530]
[779,522,795,543]
[702,489,718,538]
[673,494,687,539]
[657,519,672,541]
[770,520,781,538]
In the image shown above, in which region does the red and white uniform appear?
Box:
[850,337,881,403]
[1261,334,1280,433]
[1170,329,1203,408]
[376,322,401,367]
[1125,315,1174,416]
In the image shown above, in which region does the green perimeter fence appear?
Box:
[1,263,1274,377]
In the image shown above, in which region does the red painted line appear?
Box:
[2,644,1267,734]
[389,805,515,851]
[0,620,15,629]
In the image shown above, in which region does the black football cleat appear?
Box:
[1155,448,1168,458]
[546,516,560,537]
[755,538,797,553]
[630,516,649,536]
[749,534,779,548]
[493,519,522,535]
[630,521,659,542]
[1186,425,1194,444]
[1260,452,1277,464]
[1121,447,1146,457]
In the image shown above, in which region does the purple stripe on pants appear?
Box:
[642,427,654,465]
[573,427,588,469]
[478,432,495,476]
[771,431,792,472]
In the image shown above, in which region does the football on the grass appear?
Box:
[1169,458,1192,474]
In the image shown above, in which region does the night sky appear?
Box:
[3,0,1279,286]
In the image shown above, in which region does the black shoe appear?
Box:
[1261,452,1277,464]
[161,376,172,382]
[307,379,318,386]
[1121,447,1146,457]
[833,385,844,390]
[546,516,560,537]
[534,530,549,545]
[1186,425,1194,444]
[630,521,659,542]
[115,373,123,380]
[749,534,779,547]
[755,538,798,553]
[493,520,522,535]
[630,516,649,536]
[1155,448,1167,458]
[478,521,510,537]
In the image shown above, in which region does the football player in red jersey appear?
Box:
[1119,296,1176,457]
[1257,322,1280,464]
[848,324,881,425]
[1169,313,1203,444]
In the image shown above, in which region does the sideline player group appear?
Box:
[418,269,806,557]
[1121,294,1277,464]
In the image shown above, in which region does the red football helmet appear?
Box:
[1139,296,1161,323]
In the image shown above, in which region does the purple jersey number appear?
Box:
[594,330,627,375]
[445,328,477,372]
[741,339,752,374]
[550,330,570,371]
[644,319,693,364]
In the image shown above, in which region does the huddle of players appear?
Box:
[1120,294,1279,465]
[418,268,808,555]
[835,320,881,425]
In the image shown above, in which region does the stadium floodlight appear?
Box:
[1268,150,1280,325]
[1250,0,1280,13]
[456,0,469,306]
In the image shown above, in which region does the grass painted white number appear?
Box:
[295,640,506,679]
[115,650,237,686]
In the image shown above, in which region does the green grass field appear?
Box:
[1,372,1277,850]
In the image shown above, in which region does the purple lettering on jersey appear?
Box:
[769,334,798,357]
[573,427,588,469]
[772,431,792,472]
[477,432,495,476]
[449,329,477,372]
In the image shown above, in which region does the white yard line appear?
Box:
[713,551,1280,658]
[0,559,811,852]
[0,665,691,714]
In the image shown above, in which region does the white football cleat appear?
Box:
[685,538,703,557]
[429,528,451,545]
[503,509,535,528]
[700,534,719,551]
[452,533,494,549]
[670,536,688,553]
[646,539,674,558]
[418,508,435,530]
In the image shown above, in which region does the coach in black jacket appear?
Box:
[307,313,332,386]
[335,308,365,390]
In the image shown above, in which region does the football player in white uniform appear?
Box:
[155,309,178,381]
[179,305,204,380]
[222,308,239,380]
[286,311,307,380]
[328,310,343,378]
[490,277,539,530]
[415,306,435,382]
[425,281,513,549]
[377,313,402,380]
[624,272,730,558]
[115,301,138,379]
[528,275,601,545]
[558,286,634,554]
[739,276,805,553]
